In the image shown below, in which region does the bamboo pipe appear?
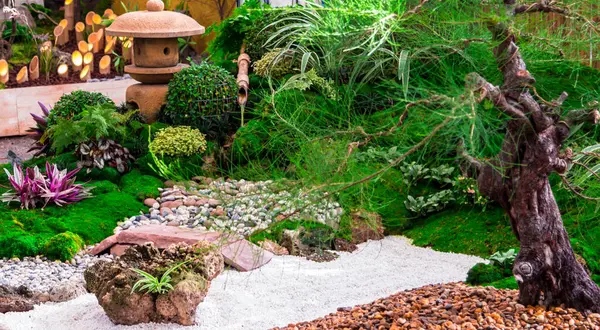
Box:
[77,40,89,54]
[16,66,28,84]
[88,31,102,54]
[75,22,85,42]
[72,50,83,71]
[121,37,132,61]
[99,55,110,75]
[104,35,115,54]
[83,52,94,73]
[59,19,69,44]
[29,55,39,81]
[85,11,95,33]
[236,52,251,106]
[57,63,69,78]
[64,0,74,30]
[0,59,8,84]
[92,14,103,33]
[80,64,90,81]
[54,25,66,46]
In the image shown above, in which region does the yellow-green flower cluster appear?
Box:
[149,126,207,158]
[253,49,296,79]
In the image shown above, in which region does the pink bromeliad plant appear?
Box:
[1,162,93,209]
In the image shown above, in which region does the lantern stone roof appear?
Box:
[106,0,204,38]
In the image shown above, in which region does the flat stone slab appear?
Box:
[221,239,274,272]
[91,225,272,272]
[117,225,226,248]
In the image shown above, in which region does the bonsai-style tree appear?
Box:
[460,0,600,312]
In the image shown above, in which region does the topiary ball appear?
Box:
[162,62,237,129]
[44,231,84,261]
[48,90,114,126]
[149,126,207,158]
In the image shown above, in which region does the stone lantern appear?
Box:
[106,0,204,122]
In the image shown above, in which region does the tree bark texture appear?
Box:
[462,0,600,313]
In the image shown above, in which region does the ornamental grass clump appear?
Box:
[149,126,207,158]
[1,162,93,209]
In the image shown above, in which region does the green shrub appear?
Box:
[162,63,237,132]
[466,263,505,285]
[47,91,114,126]
[43,232,84,261]
[119,170,163,200]
[150,126,207,158]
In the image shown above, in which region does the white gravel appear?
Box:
[0,236,483,330]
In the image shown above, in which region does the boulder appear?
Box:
[84,242,224,326]
[350,210,384,244]
[0,286,34,313]
[48,281,87,302]
[259,239,289,256]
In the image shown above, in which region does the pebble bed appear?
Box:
[273,283,600,329]
[115,178,344,237]
[0,252,111,293]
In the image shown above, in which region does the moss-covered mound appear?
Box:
[0,170,162,260]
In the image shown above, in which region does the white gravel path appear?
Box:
[0,236,483,330]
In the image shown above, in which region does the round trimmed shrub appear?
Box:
[47,90,114,125]
[150,126,207,158]
[44,232,84,261]
[466,263,506,285]
[162,63,237,128]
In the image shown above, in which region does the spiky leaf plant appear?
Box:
[1,163,93,209]
[27,102,52,157]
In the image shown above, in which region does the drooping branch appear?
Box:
[514,1,571,15]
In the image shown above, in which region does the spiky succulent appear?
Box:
[27,102,52,157]
[76,139,134,173]
[2,162,93,209]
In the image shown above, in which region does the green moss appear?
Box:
[119,170,163,200]
[404,207,518,257]
[249,220,332,244]
[0,190,145,259]
[80,167,121,183]
[43,232,84,261]
[86,180,120,194]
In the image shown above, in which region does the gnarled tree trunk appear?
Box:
[462,0,600,313]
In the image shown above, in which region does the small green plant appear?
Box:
[149,126,207,158]
[48,104,127,153]
[399,162,430,185]
[39,43,53,81]
[131,261,187,295]
[280,69,338,100]
[112,51,125,74]
[177,37,197,55]
[489,249,517,268]
[47,90,115,126]
[253,48,296,79]
[404,190,454,216]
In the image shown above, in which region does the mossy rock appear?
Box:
[43,232,84,261]
[120,170,163,200]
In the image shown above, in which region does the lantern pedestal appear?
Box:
[126,83,169,123]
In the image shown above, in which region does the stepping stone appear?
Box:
[117,225,225,248]
[91,225,273,272]
[89,234,118,255]
[221,239,274,272]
